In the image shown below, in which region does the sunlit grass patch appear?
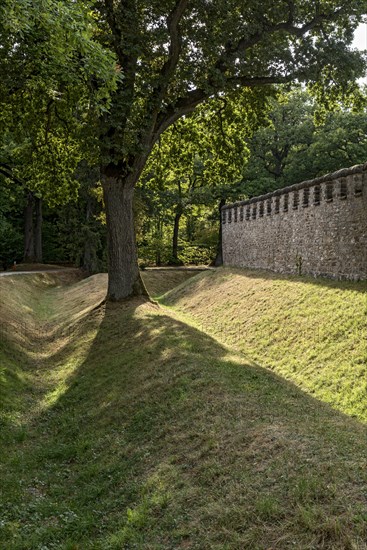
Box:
[162,267,367,422]
[1,269,367,548]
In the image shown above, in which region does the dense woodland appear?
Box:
[0,1,366,294]
[2,88,366,271]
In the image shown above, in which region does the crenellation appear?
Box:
[302,187,309,208]
[325,182,333,202]
[339,178,347,200]
[222,163,367,280]
[267,199,272,215]
[274,195,280,214]
[354,172,363,196]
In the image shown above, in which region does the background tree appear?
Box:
[241,86,367,195]
[0,0,117,264]
[0,180,23,268]
[139,88,268,265]
[242,89,315,195]
[95,0,366,300]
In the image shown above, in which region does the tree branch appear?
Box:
[0,164,26,187]
[152,88,207,143]
[151,1,349,143]
[143,0,189,152]
[214,2,350,75]
[153,75,290,143]
[161,0,189,83]
[139,1,357,166]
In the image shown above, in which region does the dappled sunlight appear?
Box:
[38,325,101,414]
[0,272,107,428]
[2,271,367,548]
[162,267,367,422]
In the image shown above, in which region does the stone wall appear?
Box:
[221,163,367,280]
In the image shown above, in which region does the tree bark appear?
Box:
[155,218,162,266]
[34,196,43,263]
[23,191,35,263]
[212,198,225,267]
[171,205,183,263]
[102,175,148,301]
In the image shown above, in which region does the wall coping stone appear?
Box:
[222,162,367,211]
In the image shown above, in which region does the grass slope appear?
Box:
[162,267,367,422]
[1,271,367,549]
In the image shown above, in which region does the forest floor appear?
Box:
[1,269,367,549]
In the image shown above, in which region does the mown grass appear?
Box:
[162,267,367,422]
[1,270,367,549]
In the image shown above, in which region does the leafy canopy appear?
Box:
[0,0,118,205]
[96,0,367,177]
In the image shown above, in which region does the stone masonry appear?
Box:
[221,163,367,280]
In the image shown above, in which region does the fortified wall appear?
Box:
[221,163,367,280]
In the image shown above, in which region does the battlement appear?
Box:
[221,163,367,280]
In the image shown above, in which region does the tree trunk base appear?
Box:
[107,272,150,302]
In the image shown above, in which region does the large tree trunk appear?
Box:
[23,191,35,263]
[102,175,148,301]
[34,197,43,263]
[212,198,225,267]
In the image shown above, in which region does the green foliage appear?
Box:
[43,166,107,270]
[96,0,366,170]
[307,107,367,174]
[241,86,367,196]
[138,89,269,264]
[0,217,23,265]
[0,181,23,264]
[0,0,118,207]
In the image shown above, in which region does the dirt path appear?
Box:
[0,270,69,277]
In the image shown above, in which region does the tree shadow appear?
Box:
[4,299,367,547]
[217,265,367,293]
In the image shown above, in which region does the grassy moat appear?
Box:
[1,268,366,549]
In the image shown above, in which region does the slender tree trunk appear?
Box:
[212,198,225,267]
[83,194,99,274]
[102,175,148,301]
[156,250,161,267]
[155,218,162,266]
[172,205,183,263]
[34,197,43,263]
[23,191,35,263]
[156,218,162,267]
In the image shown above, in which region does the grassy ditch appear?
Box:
[1,270,367,549]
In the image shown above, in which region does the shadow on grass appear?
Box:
[0,333,39,440]
[2,299,367,548]
[215,265,367,294]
